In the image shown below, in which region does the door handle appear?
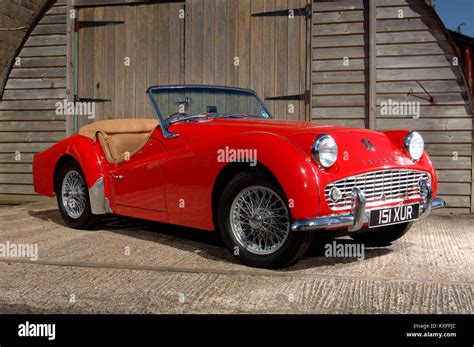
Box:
[112,174,125,180]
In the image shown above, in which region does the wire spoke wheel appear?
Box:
[61,170,87,219]
[230,186,290,255]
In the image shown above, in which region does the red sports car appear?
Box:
[33,85,445,268]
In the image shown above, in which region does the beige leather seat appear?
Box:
[79,119,159,164]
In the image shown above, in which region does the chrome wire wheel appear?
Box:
[61,170,87,219]
[230,186,290,255]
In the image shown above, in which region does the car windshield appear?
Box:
[149,86,272,125]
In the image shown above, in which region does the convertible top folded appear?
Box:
[78,119,159,164]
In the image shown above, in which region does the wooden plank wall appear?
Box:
[312,0,369,127]
[77,2,185,128]
[185,0,309,121]
[0,0,67,204]
[376,0,472,214]
[312,0,473,214]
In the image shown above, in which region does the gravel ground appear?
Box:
[0,201,472,314]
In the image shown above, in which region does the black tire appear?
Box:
[217,170,313,269]
[350,222,413,247]
[55,160,98,229]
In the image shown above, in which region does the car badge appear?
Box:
[361,139,376,152]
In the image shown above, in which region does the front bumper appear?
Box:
[291,180,446,232]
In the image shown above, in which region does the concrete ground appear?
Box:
[0,201,472,314]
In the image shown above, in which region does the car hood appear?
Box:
[288,127,415,166]
[171,118,421,172]
[171,118,349,139]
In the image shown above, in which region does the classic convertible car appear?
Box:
[33,85,445,268]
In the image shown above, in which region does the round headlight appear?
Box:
[404,131,424,161]
[312,134,338,168]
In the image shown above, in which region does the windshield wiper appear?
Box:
[168,114,210,125]
[168,113,256,125]
[211,114,248,119]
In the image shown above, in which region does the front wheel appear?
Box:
[350,222,413,247]
[217,170,313,269]
[55,160,98,229]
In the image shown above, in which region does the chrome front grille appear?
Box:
[325,169,431,211]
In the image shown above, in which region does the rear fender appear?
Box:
[33,135,108,212]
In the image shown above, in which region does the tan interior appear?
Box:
[78,119,159,164]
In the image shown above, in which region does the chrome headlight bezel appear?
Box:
[312,134,338,169]
[404,131,425,161]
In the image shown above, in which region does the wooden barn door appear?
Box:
[76,0,310,126]
[184,0,311,121]
[76,2,185,128]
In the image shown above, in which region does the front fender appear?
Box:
[383,129,438,197]
[226,132,320,219]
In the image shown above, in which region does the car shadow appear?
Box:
[28,209,399,270]
[28,208,65,226]
[28,209,232,263]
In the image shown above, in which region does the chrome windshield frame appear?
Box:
[146,85,272,139]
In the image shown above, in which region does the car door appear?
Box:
[110,130,168,212]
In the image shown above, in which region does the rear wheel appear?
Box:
[350,222,412,247]
[55,161,98,229]
[217,170,313,268]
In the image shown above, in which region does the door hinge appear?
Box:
[265,90,310,104]
[78,98,112,103]
[252,3,312,19]
[76,20,125,30]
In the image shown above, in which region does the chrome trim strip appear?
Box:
[88,177,112,215]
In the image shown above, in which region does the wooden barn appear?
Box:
[0,0,472,214]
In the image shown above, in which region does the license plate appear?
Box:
[369,204,419,228]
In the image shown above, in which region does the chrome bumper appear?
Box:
[291,180,446,232]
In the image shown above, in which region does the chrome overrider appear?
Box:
[291,179,446,232]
